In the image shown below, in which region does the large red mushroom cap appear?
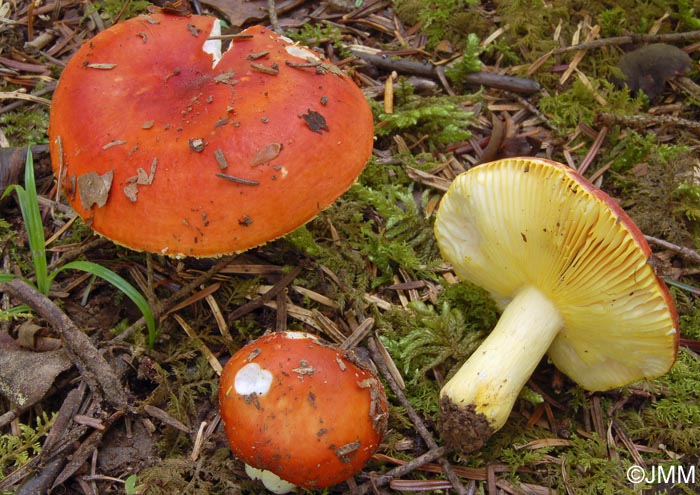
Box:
[219,331,388,489]
[48,13,374,257]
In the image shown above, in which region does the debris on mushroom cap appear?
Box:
[48,13,374,258]
[219,331,388,489]
[433,157,678,453]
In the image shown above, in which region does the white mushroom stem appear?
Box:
[439,285,564,451]
[245,464,297,494]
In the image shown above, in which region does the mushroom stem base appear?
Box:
[439,397,494,453]
[439,285,564,452]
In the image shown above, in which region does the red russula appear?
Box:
[48,13,374,257]
[434,157,679,453]
[219,331,388,489]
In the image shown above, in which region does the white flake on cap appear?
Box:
[234,362,273,396]
[202,19,222,68]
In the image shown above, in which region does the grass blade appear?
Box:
[52,260,158,348]
[21,150,49,294]
[2,150,50,294]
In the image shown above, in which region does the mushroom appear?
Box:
[219,331,388,490]
[433,157,679,453]
[48,12,374,257]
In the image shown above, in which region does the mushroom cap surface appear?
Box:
[49,13,374,257]
[434,157,678,391]
[219,331,388,488]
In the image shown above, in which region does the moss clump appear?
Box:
[610,136,694,244]
[676,0,700,29]
[624,348,700,454]
[380,282,500,419]
[445,33,484,92]
[138,450,242,495]
[94,0,152,21]
[0,109,48,146]
[374,95,474,147]
[0,412,54,488]
[539,79,645,131]
[287,21,350,58]
[287,156,444,293]
[392,0,480,48]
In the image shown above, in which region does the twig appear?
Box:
[0,85,55,115]
[552,30,700,54]
[0,91,52,106]
[365,337,472,495]
[0,278,128,409]
[597,111,700,131]
[348,446,451,495]
[0,403,32,430]
[46,237,111,273]
[506,90,564,136]
[645,235,700,265]
[577,125,608,176]
[114,255,237,341]
[267,0,283,35]
[227,266,302,324]
[348,46,541,94]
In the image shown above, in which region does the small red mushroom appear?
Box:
[219,331,388,490]
[48,13,374,257]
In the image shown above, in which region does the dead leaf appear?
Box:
[202,0,298,28]
[0,332,72,407]
[201,0,268,27]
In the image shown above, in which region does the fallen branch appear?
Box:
[348,45,542,94]
[552,30,700,54]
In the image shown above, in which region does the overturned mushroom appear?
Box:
[434,157,679,453]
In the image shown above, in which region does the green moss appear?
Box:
[287,21,350,58]
[492,0,568,57]
[379,282,499,420]
[539,79,644,131]
[626,348,700,454]
[392,0,480,48]
[674,183,700,223]
[287,157,445,292]
[0,412,54,487]
[374,95,474,147]
[606,131,688,174]
[675,0,700,29]
[0,109,49,146]
[599,6,628,37]
[138,451,241,495]
[93,0,152,21]
[612,138,694,243]
[445,33,484,92]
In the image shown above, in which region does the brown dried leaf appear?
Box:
[201,0,269,28]
[0,332,72,407]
